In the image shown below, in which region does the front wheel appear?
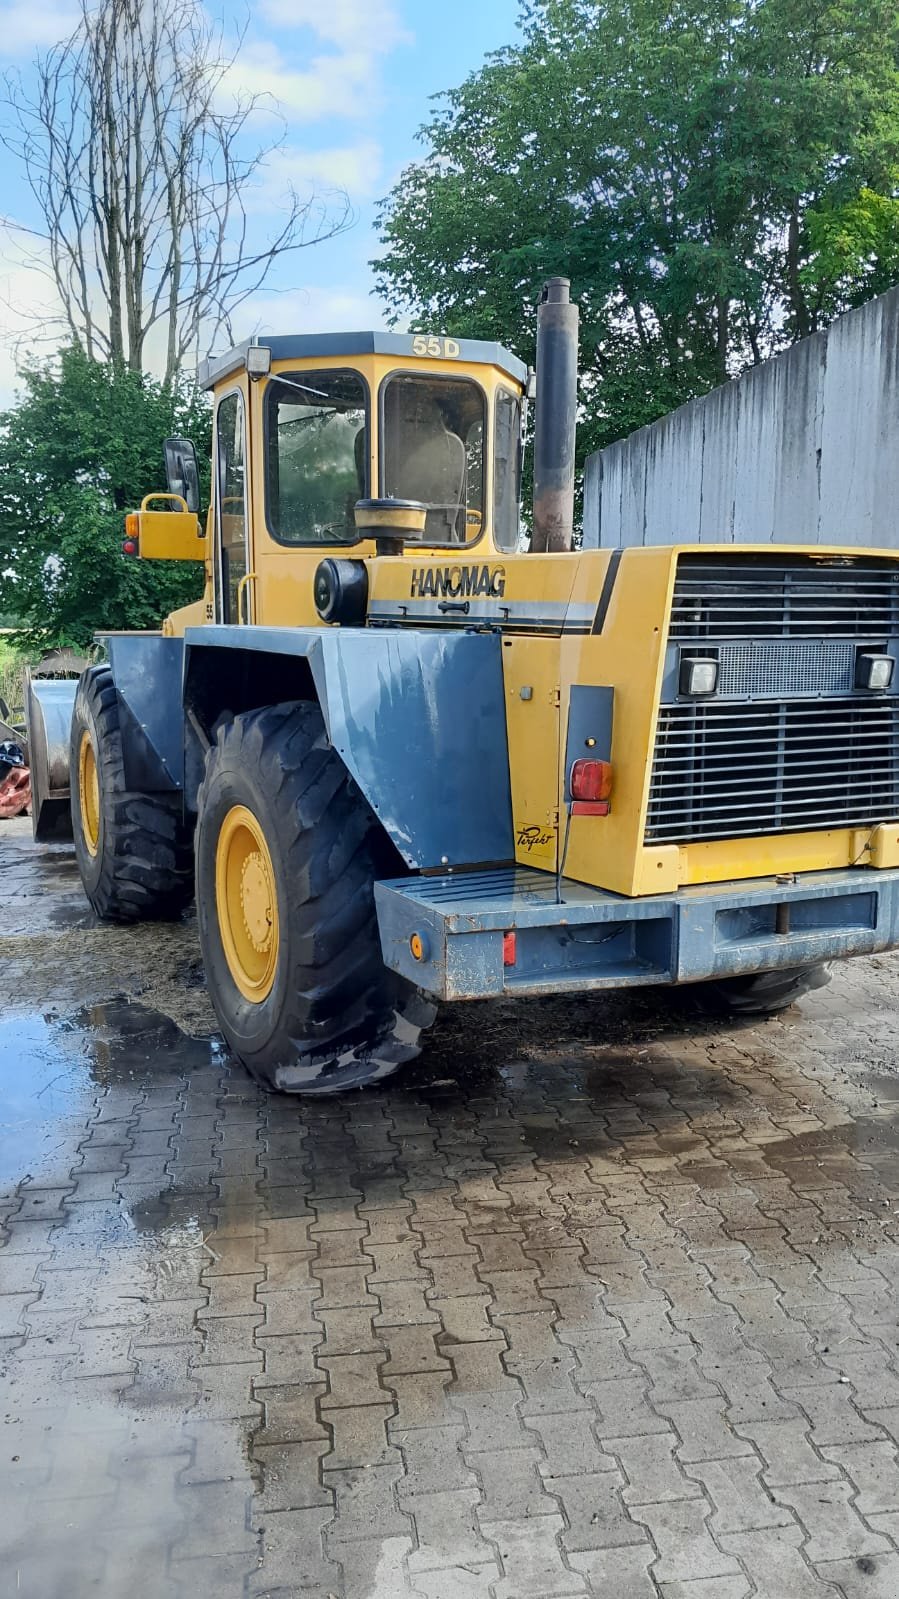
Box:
[692,964,830,1017]
[194,701,436,1095]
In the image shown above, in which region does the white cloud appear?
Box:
[259,139,382,203]
[0,220,68,404]
[0,0,77,54]
[223,40,383,123]
[224,0,408,127]
[229,282,400,344]
[257,0,408,54]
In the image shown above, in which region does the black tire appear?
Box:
[692,963,830,1017]
[70,665,194,921]
[194,701,437,1095]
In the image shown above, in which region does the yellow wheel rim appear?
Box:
[215,804,280,1003]
[78,729,100,857]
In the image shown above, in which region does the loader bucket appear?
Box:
[24,671,77,841]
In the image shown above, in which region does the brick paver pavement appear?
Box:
[4,817,899,1596]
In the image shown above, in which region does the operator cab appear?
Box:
[188,331,528,629]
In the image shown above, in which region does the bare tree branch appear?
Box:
[2,0,353,382]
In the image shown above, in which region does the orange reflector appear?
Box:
[125,512,139,538]
[502,930,517,966]
[410,932,425,960]
[570,758,612,802]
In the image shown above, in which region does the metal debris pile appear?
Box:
[0,740,30,818]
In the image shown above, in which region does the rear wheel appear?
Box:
[71,666,194,921]
[194,701,436,1095]
[692,964,830,1017]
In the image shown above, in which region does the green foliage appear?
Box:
[376,0,899,464]
[803,183,899,316]
[0,348,210,650]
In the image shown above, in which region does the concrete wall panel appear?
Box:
[583,286,899,549]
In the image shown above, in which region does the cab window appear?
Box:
[215,390,247,623]
[380,373,485,544]
[494,386,522,552]
[266,369,367,544]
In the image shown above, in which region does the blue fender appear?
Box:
[104,634,185,791]
[184,625,515,870]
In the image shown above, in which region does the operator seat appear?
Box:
[390,390,467,542]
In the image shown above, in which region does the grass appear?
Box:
[0,636,30,722]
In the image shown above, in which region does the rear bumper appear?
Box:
[374,864,899,1001]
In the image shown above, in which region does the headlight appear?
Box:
[679,656,718,697]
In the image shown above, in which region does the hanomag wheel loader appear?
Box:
[26,279,899,1093]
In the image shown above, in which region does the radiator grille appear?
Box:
[647,698,899,843]
[669,557,899,640]
[648,556,899,846]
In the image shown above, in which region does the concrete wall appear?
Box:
[583,284,899,548]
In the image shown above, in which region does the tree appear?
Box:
[376,0,899,459]
[4,0,351,384]
[0,347,209,649]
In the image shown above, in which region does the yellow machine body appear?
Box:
[139,335,899,901]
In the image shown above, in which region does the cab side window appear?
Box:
[215,392,247,623]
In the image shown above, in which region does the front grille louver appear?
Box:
[668,559,899,641]
[646,557,899,847]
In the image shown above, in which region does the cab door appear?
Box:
[214,385,251,623]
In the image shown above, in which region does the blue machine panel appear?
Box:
[184,626,514,870]
[104,633,185,791]
[375,864,899,1000]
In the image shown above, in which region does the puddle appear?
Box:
[0,1004,221,1187]
[0,1014,96,1187]
[65,1000,217,1083]
[47,902,97,930]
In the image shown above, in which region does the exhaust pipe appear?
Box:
[531,276,579,553]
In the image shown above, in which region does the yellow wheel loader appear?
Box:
[26,280,899,1093]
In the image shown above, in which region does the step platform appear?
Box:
[374,864,899,1000]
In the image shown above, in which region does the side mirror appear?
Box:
[163,437,201,515]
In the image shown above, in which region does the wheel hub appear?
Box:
[78,729,100,857]
[240,850,274,951]
[215,805,280,1003]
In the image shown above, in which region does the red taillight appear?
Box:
[570,759,612,802]
[502,930,517,966]
[122,538,138,556]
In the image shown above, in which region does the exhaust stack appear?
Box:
[531,276,579,553]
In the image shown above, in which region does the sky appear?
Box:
[0,0,523,401]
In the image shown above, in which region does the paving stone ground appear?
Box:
[4,816,899,1597]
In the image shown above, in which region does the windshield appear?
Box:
[266,369,367,544]
[381,373,485,544]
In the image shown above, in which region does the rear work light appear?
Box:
[680,656,718,697]
[569,758,612,816]
[856,652,895,691]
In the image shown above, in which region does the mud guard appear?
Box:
[102,635,185,792]
[184,625,514,870]
[24,636,186,843]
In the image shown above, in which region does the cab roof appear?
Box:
[199,331,528,391]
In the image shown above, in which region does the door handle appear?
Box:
[236,571,257,625]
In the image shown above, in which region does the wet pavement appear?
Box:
[4,818,899,1596]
